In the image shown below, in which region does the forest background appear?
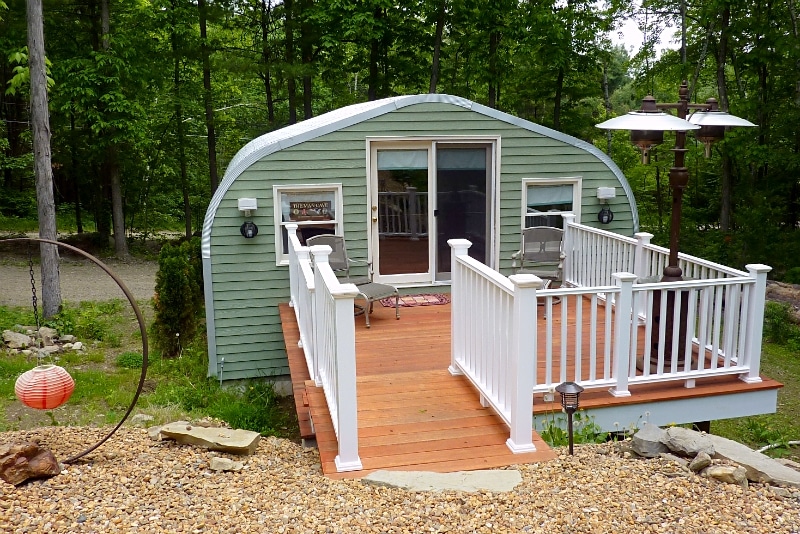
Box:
[1,0,799,280]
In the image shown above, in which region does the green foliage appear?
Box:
[784,268,800,285]
[43,300,123,342]
[537,410,608,448]
[762,302,800,348]
[151,238,203,357]
[116,351,144,369]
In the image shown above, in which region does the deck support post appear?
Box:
[741,264,771,384]
[507,274,543,453]
[609,272,637,397]
[331,284,363,472]
[286,223,299,309]
[561,213,576,284]
[448,239,472,376]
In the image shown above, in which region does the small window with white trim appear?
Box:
[274,184,343,265]
[522,178,581,229]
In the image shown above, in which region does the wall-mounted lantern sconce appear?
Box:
[238,198,258,239]
[596,187,615,225]
[598,205,614,224]
[240,221,258,238]
[555,381,584,455]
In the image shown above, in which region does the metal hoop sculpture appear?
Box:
[4,237,149,464]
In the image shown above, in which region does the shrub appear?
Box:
[151,238,203,357]
[116,351,144,369]
[763,302,798,345]
[784,267,800,285]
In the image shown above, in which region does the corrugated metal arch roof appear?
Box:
[201,93,638,257]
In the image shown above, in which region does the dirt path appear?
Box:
[0,257,157,307]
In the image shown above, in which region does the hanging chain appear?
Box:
[28,244,42,352]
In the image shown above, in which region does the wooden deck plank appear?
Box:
[281,298,780,479]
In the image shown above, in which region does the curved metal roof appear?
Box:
[202,94,638,257]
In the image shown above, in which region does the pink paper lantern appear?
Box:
[15,365,75,410]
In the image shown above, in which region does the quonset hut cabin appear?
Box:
[201,94,639,384]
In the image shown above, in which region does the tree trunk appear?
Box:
[27,0,62,318]
[553,66,564,131]
[488,29,499,108]
[284,0,297,123]
[198,0,219,194]
[108,147,129,258]
[429,0,445,93]
[368,7,381,101]
[102,0,129,259]
[717,6,733,231]
[260,0,275,122]
[300,0,313,119]
[172,9,192,238]
[603,63,612,155]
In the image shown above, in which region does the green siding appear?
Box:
[208,101,636,379]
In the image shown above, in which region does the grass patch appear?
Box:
[712,341,800,459]
[0,301,298,439]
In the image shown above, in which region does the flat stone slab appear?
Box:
[706,434,800,488]
[159,424,261,455]
[362,470,522,492]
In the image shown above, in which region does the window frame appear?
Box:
[273,183,344,266]
[521,177,582,230]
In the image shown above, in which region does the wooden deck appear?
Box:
[280,298,781,479]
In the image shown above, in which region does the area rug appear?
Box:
[380,293,451,308]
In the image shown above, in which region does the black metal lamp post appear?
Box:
[596,81,755,283]
[555,381,584,455]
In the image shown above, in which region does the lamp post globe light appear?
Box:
[596,81,755,282]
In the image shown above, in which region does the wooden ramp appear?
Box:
[280,302,557,479]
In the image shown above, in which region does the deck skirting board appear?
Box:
[534,388,779,433]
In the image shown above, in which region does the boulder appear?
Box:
[0,442,61,485]
[38,326,58,339]
[2,331,31,349]
[702,465,748,488]
[705,433,800,488]
[631,422,669,458]
[689,452,712,473]
[159,423,261,455]
[663,427,715,457]
[59,335,76,343]
[209,457,244,472]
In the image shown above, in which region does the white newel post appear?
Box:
[633,232,654,280]
[741,264,772,384]
[506,274,542,453]
[561,213,576,284]
[609,272,637,397]
[448,239,472,376]
[286,224,299,309]
[331,283,363,472]
[310,245,330,387]
[632,232,654,319]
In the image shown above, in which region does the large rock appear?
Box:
[209,457,244,472]
[703,465,749,488]
[2,330,31,349]
[663,427,715,457]
[631,422,669,458]
[706,433,800,488]
[0,442,61,485]
[159,423,261,455]
[363,470,523,492]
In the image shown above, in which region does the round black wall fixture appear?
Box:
[240,221,259,238]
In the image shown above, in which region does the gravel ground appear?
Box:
[1,427,799,533]
[0,259,157,307]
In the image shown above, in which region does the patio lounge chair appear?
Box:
[306,234,400,327]
[511,226,565,286]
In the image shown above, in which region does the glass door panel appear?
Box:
[435,146,490,279]
[376,149,430,276]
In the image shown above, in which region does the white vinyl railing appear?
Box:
[286,224,362,472]
[450,231,771,440]
[562,214,747,288]
[378,188,428,238]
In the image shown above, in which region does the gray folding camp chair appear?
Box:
[306,235,399,327]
